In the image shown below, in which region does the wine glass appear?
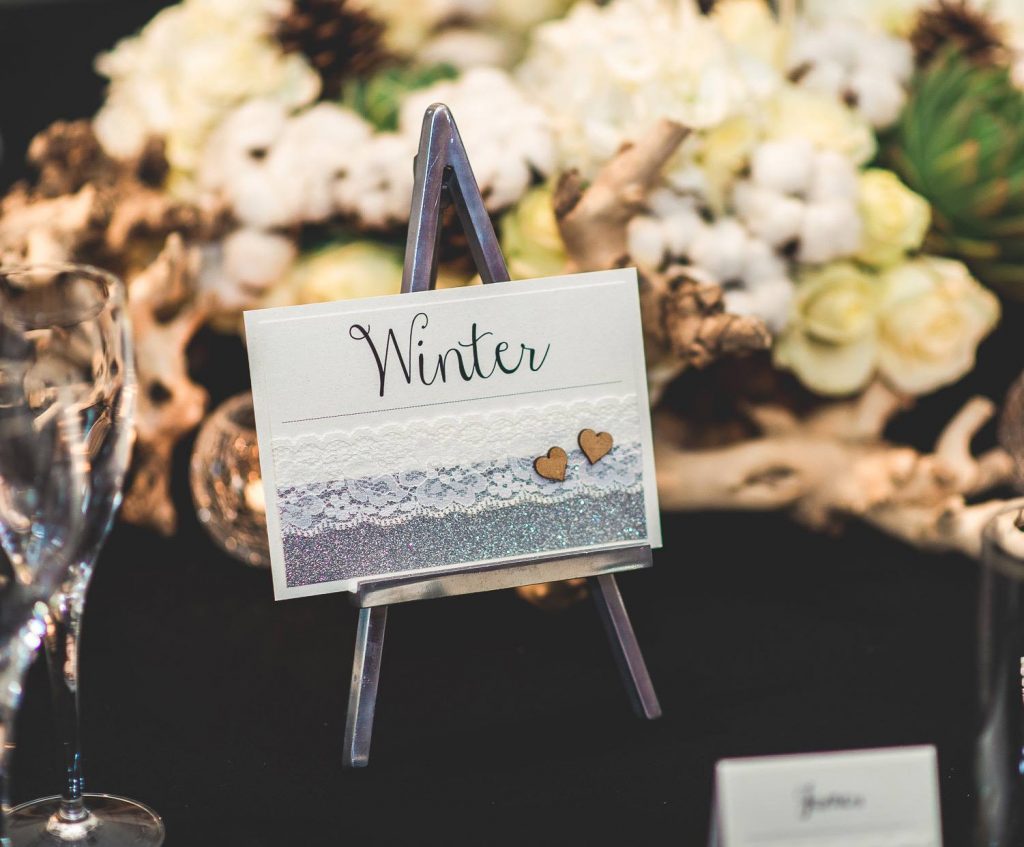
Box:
[0,272,89,843]
[0,265,164,846]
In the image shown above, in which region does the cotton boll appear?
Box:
[223,228,296,293]
[750,138,816,195]
[273,104,372,222]
[689,219,750,284]
[647,187,695,219]
[725,277,794,333]
[399,67,554,212]
[741,237,788,286]
[808,150,858,204]
[848,67,907,129]
[798,60,847,101]
[335,134,416,228]
[662,209,706,257]
[798,200,862,264]
[870,35,913,85]
[199,99,288,197]
[627,215,668,269]
[733,182,804,248]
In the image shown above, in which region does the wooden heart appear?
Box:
[534,446,568,482]
[578,429,613,464]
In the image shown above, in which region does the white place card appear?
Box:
[245,269,661,599]
[711,746,943,847]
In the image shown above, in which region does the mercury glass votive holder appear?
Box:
[189,391,270,567]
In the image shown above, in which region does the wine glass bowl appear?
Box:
[0,264,163,846]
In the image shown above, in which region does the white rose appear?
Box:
[774,262,880,395]
[876,257,1000,395]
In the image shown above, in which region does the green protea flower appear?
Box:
[888,48,1024,296]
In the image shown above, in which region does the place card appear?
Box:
[710,746,943,847]
[244,269,661,600]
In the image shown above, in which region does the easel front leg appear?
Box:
[343,605,388,768]
[589,574,662,720]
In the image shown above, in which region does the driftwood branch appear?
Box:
[122,234,210,535]
[656,382,1015,558]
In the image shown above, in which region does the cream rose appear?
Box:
[500,185,567,280]
[774,262,880,395]
[856,169,930,268]
[876,257,999,395]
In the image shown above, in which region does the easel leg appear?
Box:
[589,574,662,720]
[343,605,388,768]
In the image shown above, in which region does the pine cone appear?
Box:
[911,0,1008,68]
[275,0,390,99]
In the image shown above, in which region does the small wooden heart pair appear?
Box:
[534,429,613,482]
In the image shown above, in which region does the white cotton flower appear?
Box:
[734,141,862,261]
[847,67,907,129]
[798,60,847,101]
[398,67,555,211]
[271,104,373,223]
[733,182,804,247]
[335,134,416,229]
[93,0,320,196]
[689,218,751,284]
[200,101,374,228]
[724,277,794,333]
[627,216,670,270]
[798,200,863,265]
[808,150,859,204]
[223,227,297,295]
[788,20,912,129]
[750,138,816,195]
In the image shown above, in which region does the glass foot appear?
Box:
[7,794,164,846]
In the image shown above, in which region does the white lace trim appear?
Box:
[277,443,643,536]
[272,394,640,486]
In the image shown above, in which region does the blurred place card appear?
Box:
[710,746,942,847]
[245,269,661,600]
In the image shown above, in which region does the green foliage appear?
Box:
[340,64,459,132]
[888,48,1024,296]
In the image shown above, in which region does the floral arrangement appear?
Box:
[2,0,1022,557]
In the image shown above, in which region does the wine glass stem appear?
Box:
[0,616,48,846]
[45,585,88,822]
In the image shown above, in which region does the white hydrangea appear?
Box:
[789,20,913,128]
[93,0,320,197]
[516,0,781,180]
[734,139,862,265]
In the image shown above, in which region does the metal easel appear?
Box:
[342,104,661,768]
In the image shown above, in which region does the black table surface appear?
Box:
[2,3,1022,844]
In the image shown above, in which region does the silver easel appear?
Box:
[343,104,661,768]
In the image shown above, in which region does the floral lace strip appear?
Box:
[277,442,644,536]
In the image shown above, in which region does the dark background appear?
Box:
[1,2,1021,844]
